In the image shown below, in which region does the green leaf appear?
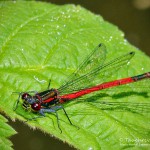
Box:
[0,114,16,150]
[0,1,150,150]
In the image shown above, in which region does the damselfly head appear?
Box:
[22,93,31,100]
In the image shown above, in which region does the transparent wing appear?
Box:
[88,101,150,114]
[58,43,106,93]
[58,43,135,95]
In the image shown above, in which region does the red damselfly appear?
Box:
[14,43,150,132]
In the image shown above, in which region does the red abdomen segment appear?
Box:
[59,72,150,103]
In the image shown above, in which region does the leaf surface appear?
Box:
[0,1,150,149]
[0,114,16,150]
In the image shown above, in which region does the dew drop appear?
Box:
[127,61,130,65]
[123,39,127,45]
[102,36,106,39]
[109,36,113,41]
[124,39,127,43]
[141,67,144,70]
[51,135,54,137]
[121,33,124,37]
[57,32,61,35]
[56,25,59,29]
[85,42,88,46]
[88,147,93,150]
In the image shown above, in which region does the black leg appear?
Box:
[61,106,79,130]
[47,79,51,89]
[13,92,21,111]
[55,111,62,133]
[62,107,73,125]
[25,115,45,122]
[25,106,79,133]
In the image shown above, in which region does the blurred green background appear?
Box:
[8,0,150,150]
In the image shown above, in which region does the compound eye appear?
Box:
[22,93,30,100]
[31,103,41,111]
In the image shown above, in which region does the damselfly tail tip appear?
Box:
[98,43,102,47]
[129,51,135,55]
[147,72,150,77]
